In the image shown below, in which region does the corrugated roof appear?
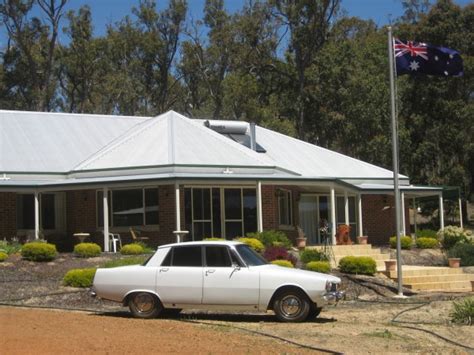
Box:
[0,110,149,173]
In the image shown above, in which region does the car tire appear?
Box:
[128,292,163,319]
[273,289,310,322]
[306,306,322,320]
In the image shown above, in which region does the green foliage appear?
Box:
[246,230,291,248]
[21,242,57,262]
[235,238,264,253]
[203,237,225,241]
[305,261,331,273]
[389,236,413,249]
[74,243,101,258]
[0,240,22,255]
[450,297,474,325]
[133,241,154,254]
[415,229,438,239]
[120,243,145,255]
[271,260,294,268]
[447,243,474,266]
[63,268,96,288]
[438,226,470,250]
[339,256,377,276]
[0,251,8,262]
[415,237,439,249]
[300,249,328,264]
[102,256,148,268]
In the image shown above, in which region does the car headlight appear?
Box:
[325,281,338,292]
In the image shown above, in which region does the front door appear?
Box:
[299,195,331,245]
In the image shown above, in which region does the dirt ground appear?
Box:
[1,253,473,354]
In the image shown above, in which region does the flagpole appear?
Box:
[388,26,404,297]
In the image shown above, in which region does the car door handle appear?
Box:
[205,269,215,276]
[159,268,169,273]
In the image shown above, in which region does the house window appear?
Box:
[278,190,293,226]
[97,187,159,227]
[16,193,58,230]
[336,196,357,239]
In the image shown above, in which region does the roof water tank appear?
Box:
[204,120,249,134]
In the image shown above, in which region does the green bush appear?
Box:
[300,249,328,264]
[450,297,474,325]
[447,243,474,266]
[0,251,8,262]
[102,256,148,268]
[246,230,291,248]
[389,236,412,249]
[415,237,439,249]
[306,261,331,273]
[120,243,144,255]
[133,241,154,254]
[74,243,101,258]
[415,229,438,239]
[203,237,225,241]
[21,242,57,261]
[339,256,377,276]
[235,238,264,253]
[0,240,22,254]
[63,268,97,288]
[438,226,470,250]
[271,260,294,268]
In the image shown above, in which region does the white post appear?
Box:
[330,187,336,245]
[439,193,444,230]
[34,191,40,240]
[413,198,417,234]
[103,187,109,252]
[357,194,363,237]
[401,192,406,236]
[458,198,463,228]
[344,190,349,226]
[257,181,263,232]
[175,182,181,242]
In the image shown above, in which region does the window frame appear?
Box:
[204,245,232,268]
[278,189,293,227]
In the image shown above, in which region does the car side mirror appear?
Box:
[232,263,241,270]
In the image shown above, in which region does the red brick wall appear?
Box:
[0,192,17,240]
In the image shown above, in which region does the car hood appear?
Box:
[255,264,341,283]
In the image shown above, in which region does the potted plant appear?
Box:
[448,257,461,268]
[296,227,307,250]
[357,236,368,245]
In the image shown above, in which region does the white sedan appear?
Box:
[92,241,344,322]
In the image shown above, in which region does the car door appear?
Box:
[202,245,259,305]
[156,245,203,305]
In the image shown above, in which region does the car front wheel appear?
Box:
[273,289,310,322]
[128,292,162,319]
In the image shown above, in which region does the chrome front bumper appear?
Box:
[323,290,345,305]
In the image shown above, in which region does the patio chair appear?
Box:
[129,227,149,243]
[108,233,122,253]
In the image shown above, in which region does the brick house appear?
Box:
[0,110,444,251]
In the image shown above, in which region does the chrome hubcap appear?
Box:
[280,295,301,317]
[133,293,155,313]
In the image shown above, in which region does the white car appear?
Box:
[92,241,344,322]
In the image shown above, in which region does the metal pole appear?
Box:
[257,181,263,232]
[34,191,40,240]
[388,26,404,297]
[103,187,109,252]
[439,193,445,230]
[330,187,336,245]
[175,182,181,242]
[459,197,463,228]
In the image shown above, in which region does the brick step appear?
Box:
[404,280,473,291]
[394,274,474,283]
[385,267,464,278]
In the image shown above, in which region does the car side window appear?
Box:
[172,246,202,267]
[161,249,172,266]
[205,246,231,267]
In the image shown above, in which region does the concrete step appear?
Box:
[405,280,473,291]
[385,267,464,278]
[395,274,474,284]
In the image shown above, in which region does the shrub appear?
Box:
[0,251,8,262]
[306,261,331,273]
[203,237,225,241]
[74,243,101,258]
[450,297,474,325]
[415,229,438,239]
[438,226,470,250]
[21,242,57,261]
[389,236,412,249]
[102,256,148,268]
[63,268,97,288]
[263,246,297,266]
[120,243,144,255]
[246,230,291,248]
[415,237,439,249]
[235,238,264,253]
[133,241,154,254]
[271,260,294,268]
[300,249,328,264]
[339,256,377,276]
[447,243,474,266]
[0,240,22,255]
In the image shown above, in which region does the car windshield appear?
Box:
[236,244,268,266]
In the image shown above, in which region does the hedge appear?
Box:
[438,226,470,250]
[306,261,331,273]
[21,242,57,261]
[120,243,144,255]
[235,238,264,253]
[271,260,294,268]
[415,237,439,249]
[415,229,438,239]
[0,251,8,262]
[389,236,412,249]
[63,268,97,287]
[339,256,376,275]
[74,243,102,258]
[300,249,328,264]
[447,243,474,266]
[246,230,292,248]
[263,246,297,266]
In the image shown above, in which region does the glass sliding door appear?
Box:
[335,196,358,242]
[298,194,333,245]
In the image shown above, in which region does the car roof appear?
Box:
[159,240,243,249]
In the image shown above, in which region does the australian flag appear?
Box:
[394,39,463,77]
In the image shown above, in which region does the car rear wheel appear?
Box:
[128,292,162,319]
[273,289,310,322]
[307,306,322,320]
